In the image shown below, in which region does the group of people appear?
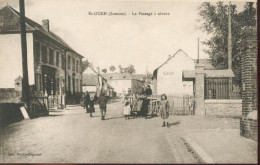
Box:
[83,84,171,127]
[123,92,170,127]
[83,91,107,120]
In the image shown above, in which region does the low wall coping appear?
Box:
[205,99,242,104]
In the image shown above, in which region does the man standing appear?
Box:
[98,93,107,120]
[84,91,90,113]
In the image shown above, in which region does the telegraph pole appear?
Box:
[228,1,233,98]
[19,0,30,111]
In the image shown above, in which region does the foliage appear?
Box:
[109,65,116,72]
[198,2,256,86]
[81,59,93,72]
[101,68,107,73]
[118,64,136,74]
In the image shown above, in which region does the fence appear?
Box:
[205,78,241,100]
[151,95,194,116]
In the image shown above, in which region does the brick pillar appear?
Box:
[240,26,258,141]
[195,64,205,115]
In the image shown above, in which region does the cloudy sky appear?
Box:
[0,0,253,73]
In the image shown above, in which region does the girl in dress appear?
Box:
[123,98,131,119]
[159,94,170,127]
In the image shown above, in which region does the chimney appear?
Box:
[42,19,49,32]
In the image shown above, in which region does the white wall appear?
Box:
[107,79,131,94]
[157,51,195,96]
[0,33,34,88]
[82,86,96,92]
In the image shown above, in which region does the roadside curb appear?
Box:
[182,136,214,164]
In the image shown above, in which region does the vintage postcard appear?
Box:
[0,0,257,164]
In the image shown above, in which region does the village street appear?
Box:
[0,98,240,163]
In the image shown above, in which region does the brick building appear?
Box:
[0,5,84,108]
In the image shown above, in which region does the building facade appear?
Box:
[101,73,145,96]
[0,5,83,106]
[82,66,114,97]
[152,49,214,96]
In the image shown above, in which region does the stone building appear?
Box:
[0,5,84,107]
[101,73,145,97]
[152,49,214,96]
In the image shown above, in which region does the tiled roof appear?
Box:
[0,5,83,58]
[101,73,145,81]
[183,69,235,79]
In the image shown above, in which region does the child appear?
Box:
[159,94,170,127]
[131,94,138,117]
[123,98,131,120]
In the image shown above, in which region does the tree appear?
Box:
[118,64,136,74]
[101,68,107,73]
[81,59,93,72]
[109,65,116,72]
[124,64,136,74]
[198,2,256,86]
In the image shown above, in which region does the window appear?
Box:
[72,58,75,71]
[56,52,60,67]
[49,48,54,65]
[76,60,78,73]
[61,54,65,70]
[68,76,71,92]
[68,56,71,70]
[34,41,40,63]
[56,78,60,93]
[80,80,82,92]
[42,45,47,63]
[35,73,42,91]
[76,79,78,92]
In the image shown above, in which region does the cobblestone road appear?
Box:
[0,98,239,163]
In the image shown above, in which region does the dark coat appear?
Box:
[98,95,107,109]
[84,93,90,104]
[145,88,152,96]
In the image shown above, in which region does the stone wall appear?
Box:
[240,26,258,141]
[205,100,242,117]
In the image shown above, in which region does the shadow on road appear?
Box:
[168,121,181,127]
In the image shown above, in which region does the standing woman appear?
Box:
[84,91,90,113]
[159,94,170,127]
[89,92,97,117]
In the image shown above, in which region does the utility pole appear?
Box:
[19,0,30,111]
[228,1,233,98]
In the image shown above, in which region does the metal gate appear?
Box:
[168,95,194,115]
[151,95,194,116]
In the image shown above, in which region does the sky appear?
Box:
[0,0,255,74]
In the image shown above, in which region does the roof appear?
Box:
[82,74,98,86]
[183,69,235,79]
[152,49,215,79]
[101,73,146,81]
[154,49,192,72]
[82,66,114,89]
[0,5,83,58]
[195,59,215,70]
